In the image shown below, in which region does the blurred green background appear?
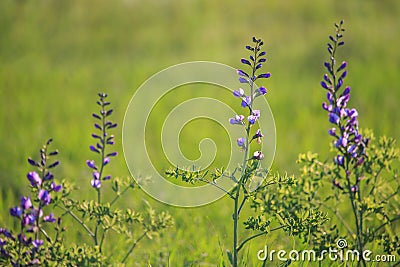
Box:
[0,0,399,265]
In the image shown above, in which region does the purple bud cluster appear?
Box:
[230,37,270,161]
[1,139,63,264]
[87,93,118,189]
[320,21,369,191]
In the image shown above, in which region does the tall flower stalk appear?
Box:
[320,20,369,267]
[229,37,269,267]
[87,93,117,247]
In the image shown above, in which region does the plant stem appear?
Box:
[57,205,95,242]
[236,225,285,252]
[121,231,148,263]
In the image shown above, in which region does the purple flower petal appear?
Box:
[10,206,22,218]
[43,213,56,223]
[38,190,51,206]
[20,196,32,210]
[86,160,97,169]
[91,179,101,189]
[27,172,42,187]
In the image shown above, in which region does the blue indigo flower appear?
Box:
[233,88,245,98]
[107,152,118,157]
[27,171,42,187]
[229,115,245,125]
[321,21,369,192]
[329,113,340,125]
[247,115,258,125]
[86,160,97,169]
[43,213,56,223]
[91,179,101,189]
[252,110,260,118]
[254,86,267,97]
[103,175,111,180]
[43,171,54,181]
[237,137,245,148]
[252,129,263,144]
[38,190,51,206]
[252,151,264,160]
[328,128,337,137]
[20,196,32,210]
[51,182,62,192]
[32,239,43,248]
[241,96,251,108]
[88,93,117,189]
[10,206,22,218]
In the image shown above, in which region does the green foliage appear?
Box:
[296,130,400,260]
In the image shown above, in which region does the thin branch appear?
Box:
[121,231,148,263]
[236,225,285,252]
[56,205,95,240]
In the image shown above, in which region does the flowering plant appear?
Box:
[0,93,173,266]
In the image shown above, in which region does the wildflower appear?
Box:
[20,196,32,210]
[38,190,51,206]
[229,115,245,125]
[10,206,22,218]
[252,151,264,160]
[233,88,245,98]
[50,182,62,192]
[27,172,42,187]
[86,160,97,169]
[43,213,56,223]
[251,129,263,144]
[237,138,245,148]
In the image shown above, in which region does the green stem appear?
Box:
[236,225,285,252]
[121,231,148,263]
[110,185,131,206]
[57,205,96,242]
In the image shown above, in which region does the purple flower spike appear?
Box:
[38,190,51,206]
[27,172,42,187]
[103,158,110,165]
[20,196,32,210]
[91,179,101,189]
[10,206,22,218]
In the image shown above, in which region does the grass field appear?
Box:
[1,0,399,265]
